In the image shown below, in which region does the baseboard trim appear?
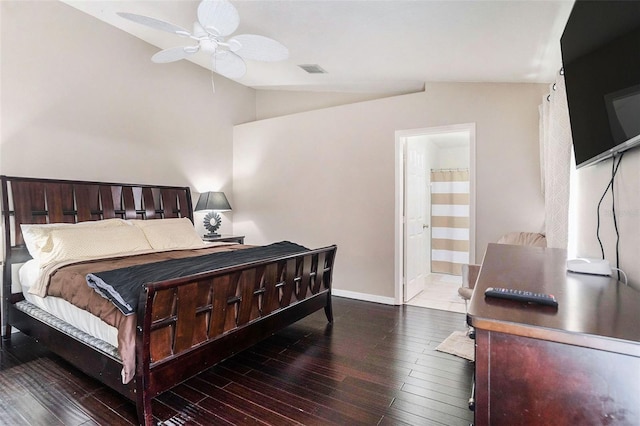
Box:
[331,289,397,305]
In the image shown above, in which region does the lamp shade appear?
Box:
[195,191,232,211]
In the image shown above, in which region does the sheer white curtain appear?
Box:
[539,72,574,249]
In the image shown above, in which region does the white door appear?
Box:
[403,139,429,302]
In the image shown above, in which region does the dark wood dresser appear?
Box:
[468,243,640,425]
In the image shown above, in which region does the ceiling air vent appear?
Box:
[298,64,327,74]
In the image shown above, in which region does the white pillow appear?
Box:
[38,225,152,267]
[21,219,129,262]
[130,218,205,250]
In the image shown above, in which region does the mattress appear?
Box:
[19,259,118,347]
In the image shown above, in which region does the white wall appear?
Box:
[437,145,470,169]
[574,148,640,289]
[234,83,547,299]
[256,89,421,120]
[0,1,256,237]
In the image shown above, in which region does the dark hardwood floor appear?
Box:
[0,297,474,425]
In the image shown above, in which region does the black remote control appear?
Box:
[484,287,558,307]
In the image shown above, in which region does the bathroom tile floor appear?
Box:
[406,273,467,314]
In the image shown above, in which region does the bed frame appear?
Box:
[1,175,337,425]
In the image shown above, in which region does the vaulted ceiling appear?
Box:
[63,0,575,93]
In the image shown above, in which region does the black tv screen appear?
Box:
[561,0,640,169]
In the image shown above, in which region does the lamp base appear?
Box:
[203,233,221,240]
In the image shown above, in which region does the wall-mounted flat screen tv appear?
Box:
[561,0,640,169]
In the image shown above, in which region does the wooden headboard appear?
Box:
[1,175,193,261]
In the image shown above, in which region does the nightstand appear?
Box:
[202,235,245,244]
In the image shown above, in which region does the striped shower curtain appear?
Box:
[430,169,470,276]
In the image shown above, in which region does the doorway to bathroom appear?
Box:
[395,123,476,312]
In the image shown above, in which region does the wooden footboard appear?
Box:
[134,246,337,424]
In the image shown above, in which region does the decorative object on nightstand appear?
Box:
[195,191,232,238]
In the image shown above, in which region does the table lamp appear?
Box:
[195,191,232,238]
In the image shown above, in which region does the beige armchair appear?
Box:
[459,263,481,310]
[496,231,547,247]
[458,232,547,307]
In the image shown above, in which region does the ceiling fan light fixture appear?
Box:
[298,64,327,74]
[117,0,288,80]
[200,38,219,54]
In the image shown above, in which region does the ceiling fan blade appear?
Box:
[152,46,198,63]
[116,12,192,37]
[197,0,239,37]
[212,51,247,79]
[228,34,289,62]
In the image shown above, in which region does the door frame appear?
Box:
[394,123,477,305]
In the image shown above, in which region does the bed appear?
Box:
[1,175,337,425]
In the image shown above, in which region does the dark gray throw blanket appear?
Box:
[86,241,308,316]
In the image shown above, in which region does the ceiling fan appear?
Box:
[117,0,289,79]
